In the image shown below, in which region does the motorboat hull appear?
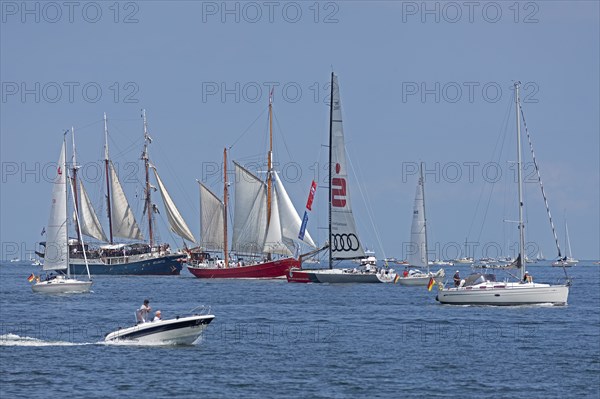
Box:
[105,315,215,345]
[287,268,397,283]
[31,277,92,294]
[436,283,569,305]
[187,257,298,279]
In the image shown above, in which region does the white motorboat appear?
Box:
[436,82,570,305]
[105,308,215,345]
[288,265,396,283]
[32,132,92,294]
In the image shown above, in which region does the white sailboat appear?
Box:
[436,82,570,305]
[552,217,578,266]
[287,73,396,284]
[397,163,445,286]
[32,133,92,294]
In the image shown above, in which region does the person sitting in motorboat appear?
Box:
[403,269,409,277]
[153,310,162,322]
[137,299,152,323]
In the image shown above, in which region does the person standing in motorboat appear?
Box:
[453,271,461,287]
[137,299,151,323]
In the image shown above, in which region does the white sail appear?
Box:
[199,183,225,251]
[407,174,427,268]
[263,181,291,255]
[273,171,316,249]
[79,180,108,242]
[232,162,267,254]
[109,162,144,241]
[43,141,68,271]
[330,74,365,259]
[153,168,197,243]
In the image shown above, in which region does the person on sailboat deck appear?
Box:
[403,269,409,277]
[137,299,152,323]
[153,310,162,322]
[523,271,533,283]
[453,271,461,287]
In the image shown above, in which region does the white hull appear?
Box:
[105,315,215,345]
[436,282,569,305]
[397,269,445,286]
[31,276,92,294]
[289,268,397,283]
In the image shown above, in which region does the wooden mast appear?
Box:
[71,126,82,245]
[223,147,229,267]
[103,113,114,244]
[142,109,154,248]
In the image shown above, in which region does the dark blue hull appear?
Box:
[69,254,184,275]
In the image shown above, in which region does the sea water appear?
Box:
[1,261,598,398]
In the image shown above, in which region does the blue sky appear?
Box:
[1,1,598,261]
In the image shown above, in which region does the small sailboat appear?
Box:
[397,163,444,286]
[287,73,397,284]
[105,306,215,345]
[552,217,578,266]
[187,93,317,279]
[436,82,570,305]
[32,133,92,294]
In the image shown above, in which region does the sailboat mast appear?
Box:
[63,132,70,278]
[328,72,334,270]
[267,90,273,230]
[104,113,114,244]
[420,162,430,271]
[565,218,573,258]
[142,109,154,248]
[71,126,82,245]
[515,82,526,279]
[223,147,229,267]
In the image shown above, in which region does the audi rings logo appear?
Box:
[332,234,360,252]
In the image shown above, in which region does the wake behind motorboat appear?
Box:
[105,307,215,345]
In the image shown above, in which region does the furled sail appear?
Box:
[232,162,267,254]
[44,141,68,271]
[407,174,427,268]
[199,183,224,251]
[153,168,196,243]
[330,74,365,260]
[109,162,144,241]
[79,180,108,242]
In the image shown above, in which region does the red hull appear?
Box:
[187,257,299,279]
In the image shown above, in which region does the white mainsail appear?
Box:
[153,168,196,243]
[199,183,225,251]
[330,74,365,260]
[407,173,428,268]
[267,171,316,253]
[44,141,68,271]
[109,162,144,241]
[263,180,290,255]
[79,180,108,242]
[232,162,267,254]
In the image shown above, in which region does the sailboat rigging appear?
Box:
[436,82,570,305]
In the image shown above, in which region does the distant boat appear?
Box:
[359,249,377,266]
[32,133,92,294]
[437,82,569,305]
[552,217,578,267]
[36,114,189,275]
[187,93,316,279]
[287,73,396,284]
[454,257,474,264]
[9,257,20,263]
[396,163,444,286]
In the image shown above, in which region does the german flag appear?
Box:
[427,277,435,291]
[394,274,400,284]
[27,273,35,283]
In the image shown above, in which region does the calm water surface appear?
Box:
[1,261,599,398]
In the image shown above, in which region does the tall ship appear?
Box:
[38,112,195,275]
[187,93,317,278]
